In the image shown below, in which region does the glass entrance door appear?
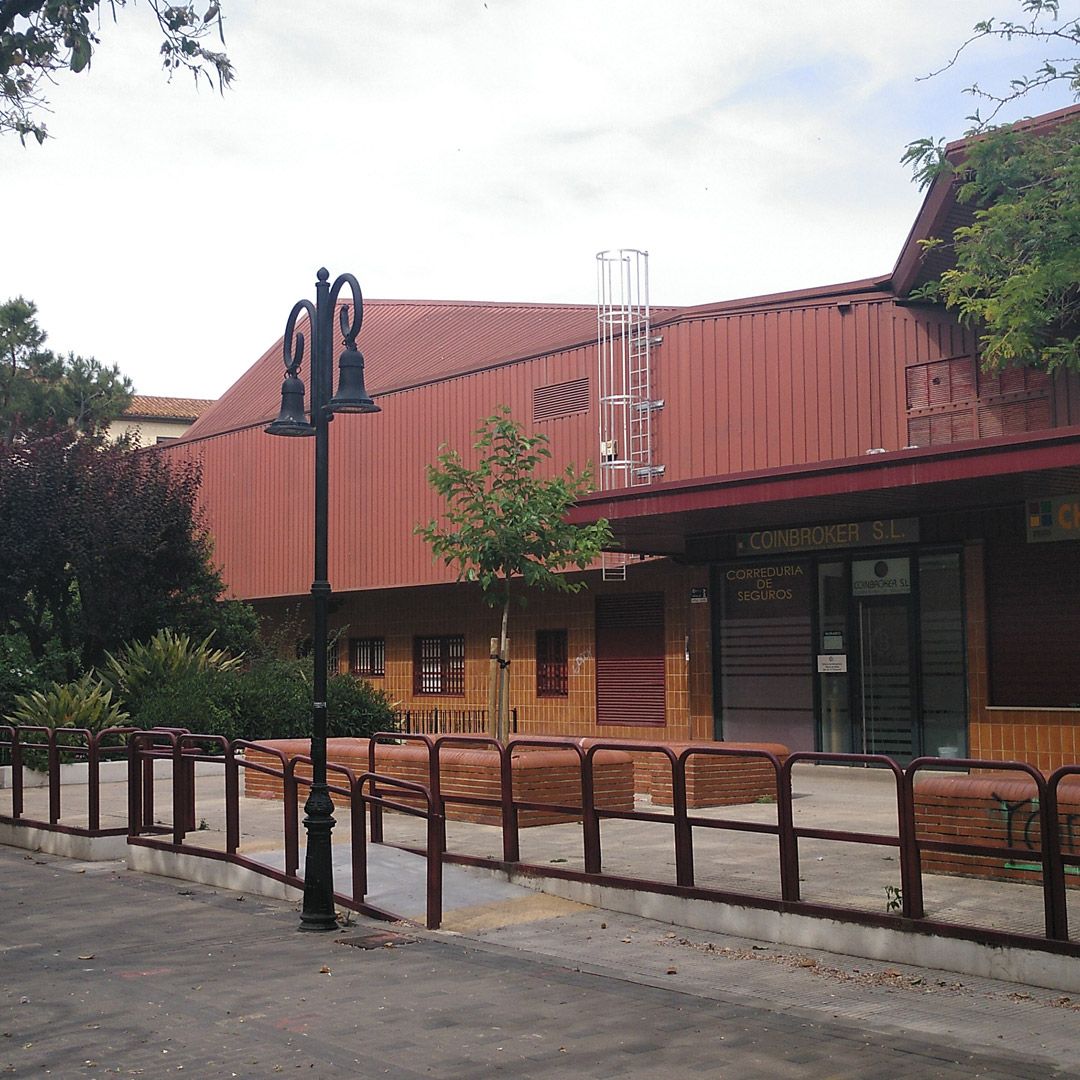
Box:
[855,595,916,759]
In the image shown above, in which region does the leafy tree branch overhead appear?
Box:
[904,0,1080,185]
[913,118,1080,373]
[0,0,233,144]
[901,1,1080,374]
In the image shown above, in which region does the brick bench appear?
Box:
[914,773,1080,889]
[242,738,635,828]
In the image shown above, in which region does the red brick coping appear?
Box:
[570,739,789,808]
[243,737,789,821]
[646,743,789,808]
[914,774,1080,889]
[242,738,634,827]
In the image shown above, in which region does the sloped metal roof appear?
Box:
[184,299,681,442]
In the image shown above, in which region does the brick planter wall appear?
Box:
[647,743,789,808]
[242,738,634,827]
[572,738,788,807]
[914,774,1080,888]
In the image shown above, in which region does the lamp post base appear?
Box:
[298,784,338,932]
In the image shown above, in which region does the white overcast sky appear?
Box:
[1,1,1075,398]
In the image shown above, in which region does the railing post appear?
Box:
[172,737,186,845]
[429,739,446,859]
[672,751,694,888]
[368,737,383,844]
[427,800,444,931]
[899,765,925,920]
[87,732,101,832]
[284,758,300,879]
[777,758,800,902]
[353,777,368,901]
[500,741,520,864]
[582,747,601,875]
[142,749,155,830]
[11,728,23,819]
[47,728,60,825]
[225,741,240,855]
[1042,771,1069,940]
[127,733,143,836]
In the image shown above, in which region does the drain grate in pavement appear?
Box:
[335,930,418,950]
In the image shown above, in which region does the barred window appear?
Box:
[414,635,465,695]
[350,637,386,678]
[536,629,568,697]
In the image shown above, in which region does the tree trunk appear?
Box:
[487,636,500,741]
[496,587,511,743]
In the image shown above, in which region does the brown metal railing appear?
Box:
[364,732,1080,954]
[125,731,445,929]
[5,721,1080,953]
[0,724,135,835]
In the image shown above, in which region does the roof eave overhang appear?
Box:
[570,428,1080,557]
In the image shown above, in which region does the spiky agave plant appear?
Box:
[101,629,243,708]
[4,674,130,770]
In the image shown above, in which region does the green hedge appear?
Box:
[130,657,396,743]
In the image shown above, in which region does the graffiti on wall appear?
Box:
[992,791,1080,873]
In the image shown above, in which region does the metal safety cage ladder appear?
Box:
[596,248,664,581]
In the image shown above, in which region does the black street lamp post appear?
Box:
[265,267,379,931]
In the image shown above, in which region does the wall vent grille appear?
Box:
[533,377,590,422]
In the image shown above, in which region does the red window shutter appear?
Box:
[595,593,666,725]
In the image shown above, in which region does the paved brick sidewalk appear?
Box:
[2,845,1077,1079]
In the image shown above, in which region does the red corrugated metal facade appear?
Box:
[167,289,1079,601]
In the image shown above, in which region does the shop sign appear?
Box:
[852,557,911,596]
[1027,495,1080,544]
[722,561,809,615]
[736,517,918,556]
[690,587,709,603]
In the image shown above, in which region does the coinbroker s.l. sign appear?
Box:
[735,518,919,557]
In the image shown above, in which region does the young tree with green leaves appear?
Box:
[1,0,233,144]
[0,296,133,444]
[901,1,1080,373]
[416,408,613,741]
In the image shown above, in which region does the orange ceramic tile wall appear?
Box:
[261,561,716,743]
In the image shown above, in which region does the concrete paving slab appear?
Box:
[1,844,1078,1079]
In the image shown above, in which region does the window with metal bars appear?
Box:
[536,629,568,697]
[413,635,465,695]
[350,637,386,678]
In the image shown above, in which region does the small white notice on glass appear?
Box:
[817,654,847,673]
